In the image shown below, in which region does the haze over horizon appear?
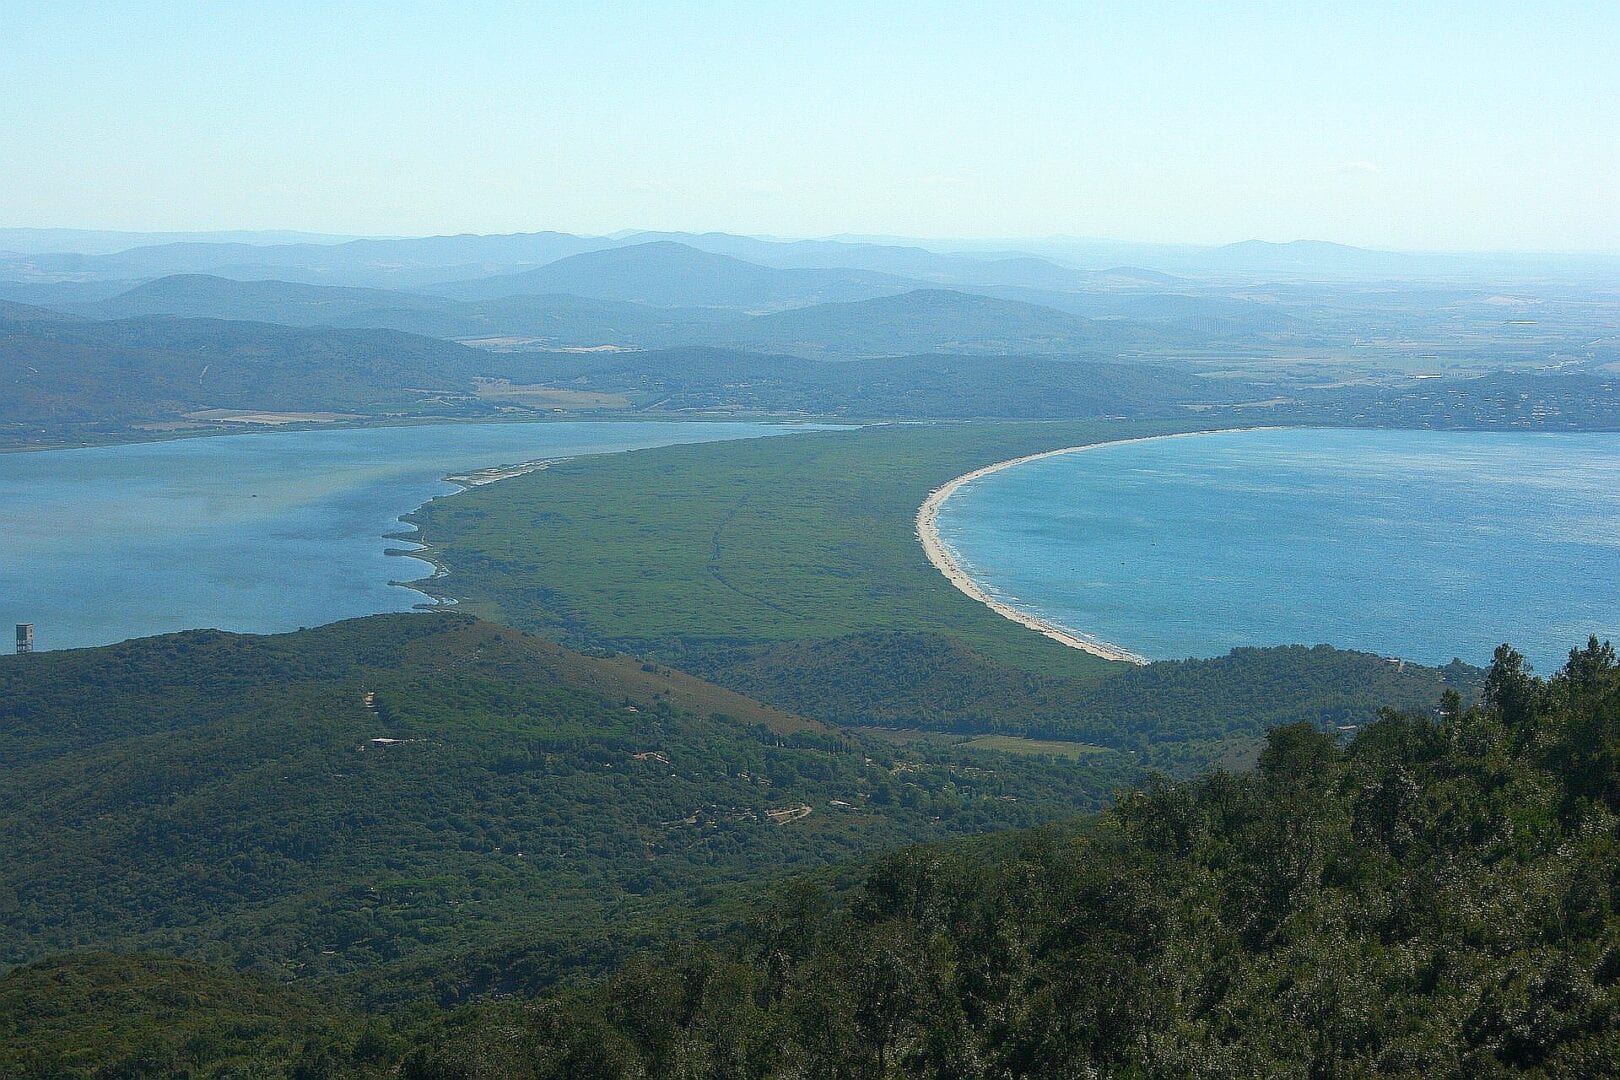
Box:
[6,1,1617,253]
[7,224,1619,261]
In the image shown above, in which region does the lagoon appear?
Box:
[932,428,1620,671]
[1,421,807,651]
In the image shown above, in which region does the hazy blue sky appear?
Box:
[5,1,1617,250]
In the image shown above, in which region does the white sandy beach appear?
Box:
[916,429,1273,665]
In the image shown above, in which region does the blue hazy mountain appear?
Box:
[69,275,1180,358]
[0,227,363,255]
[697,288,1158,357]
[70,274,735,344]
[615,231,1089,288]
[0,298,81,323]
[430,240,920,309]
[0,231,615,289]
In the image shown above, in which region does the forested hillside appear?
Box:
[0,613,1137,994]
[696,632,1475,760]
[6,637,1613,1077]
[0,314,502,441]
[395,637,1620,1077]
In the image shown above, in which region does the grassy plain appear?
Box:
[409,418,1206,676]
[962,734,1110,758]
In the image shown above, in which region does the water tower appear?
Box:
[15,624,33,655]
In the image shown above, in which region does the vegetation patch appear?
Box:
[410,422,1476,766]
[0,613,1138,1000]
[961,734,1109,758]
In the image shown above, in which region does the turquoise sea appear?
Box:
[933,428,1620,672]
[1,421,809,652]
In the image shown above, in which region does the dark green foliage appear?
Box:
[0,613,1135,996]
[404,638,1620,1077]
[8,636,1613,1074]
[0,953,367,1079]
[695,631,1473,754]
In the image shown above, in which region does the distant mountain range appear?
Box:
[695,288,1157,358]
[65,273,736,344]
[38,261,1186,357]
[0,227,364,255]
[0,297,1253,443]
[521,346,1244,418]
[7,226,1610,294]
[4,226,1615,447]
[430,240,917,309]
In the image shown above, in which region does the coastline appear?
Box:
[386,461,566,609]
[915,428,1275,666]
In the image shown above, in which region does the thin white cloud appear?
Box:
[1337,160,1380,176]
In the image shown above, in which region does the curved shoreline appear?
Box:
[916,428,1275,666]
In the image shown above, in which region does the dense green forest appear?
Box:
[0,614,1138,998]
[695,632,1475,764]
[394,638,1620,1078]
[5,637,1615,1077]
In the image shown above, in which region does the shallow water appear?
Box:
[1,421,810,651]
[934,428,1620,671]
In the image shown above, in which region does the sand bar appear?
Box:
[916,429,1274,665]
[444,459,557,487]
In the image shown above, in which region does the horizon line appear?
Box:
[3,224,1620,260]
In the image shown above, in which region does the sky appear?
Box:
[4,1,1618,251]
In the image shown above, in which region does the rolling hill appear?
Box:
[0,298,77,323]
[79,274,466,335]
[0,230,616,289]
[6,637,1607,1077]
[615,231,1090,287]
[528,345,1238,416]
[431,240,918,309]
[700,287,1152,357]
[72,273,734,345]
[66,275,1313,356]
[0,315,499,431]
[0,612,1133,990]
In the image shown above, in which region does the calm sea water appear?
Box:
[934,428,1620,671]
[1,421,810,651]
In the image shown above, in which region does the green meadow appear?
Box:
[409,419,1200,675]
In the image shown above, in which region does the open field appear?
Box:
[961,734,1111,758]
[472,379,634,409]
[183,409,364,424]
[855,727,1111,760]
